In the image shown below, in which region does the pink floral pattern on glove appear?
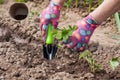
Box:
[63,15,99,52]
[40,1,61,41]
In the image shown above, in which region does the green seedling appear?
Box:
[64,0,80,8]
[67,0,103,11]
[64,0,72,8]
[15,0,28,2]
[110,57,119,70]
[52,25,77,48]
[114,12,120,32]
[75,0,79,7]
[79,50,102,73]
[63,0,103,11]
[88,0,93,12]
[0,0,4,4]
[52,25,77,41]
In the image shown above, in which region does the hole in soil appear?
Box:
[9,3,28,20]
[14,15,27,20]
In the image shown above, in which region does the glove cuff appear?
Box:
[83,15,99,29]
[85,15,98,24]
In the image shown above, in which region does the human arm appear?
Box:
[90,0,120,24]
[64,0,120,52]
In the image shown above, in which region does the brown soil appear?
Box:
[0,0,120,80]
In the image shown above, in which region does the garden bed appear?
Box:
[0,0,120,80]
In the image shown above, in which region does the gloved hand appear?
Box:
[63,15,99,52]
[40,0,61,41]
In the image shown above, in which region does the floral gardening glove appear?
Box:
[63,15,99,52]
[40,0,61,41]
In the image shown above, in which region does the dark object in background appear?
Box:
[9,3,28,20]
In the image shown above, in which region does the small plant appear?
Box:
[110,57,119,70]
[15,0,28,2]
[52,25,77,48]
[79,50,102,73]
[64,0,72,8]
[75,0,79,7]
[52,25,77,41]
[64,0,103,11]
[0,0,4,4]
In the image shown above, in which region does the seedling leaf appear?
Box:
[52,29,58,35]
[55,32,62,40]
[63,35,69,41]
[110,57,119,70]
[0,0,3,4]
[79,50,92,59]
[15,0,28,2]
